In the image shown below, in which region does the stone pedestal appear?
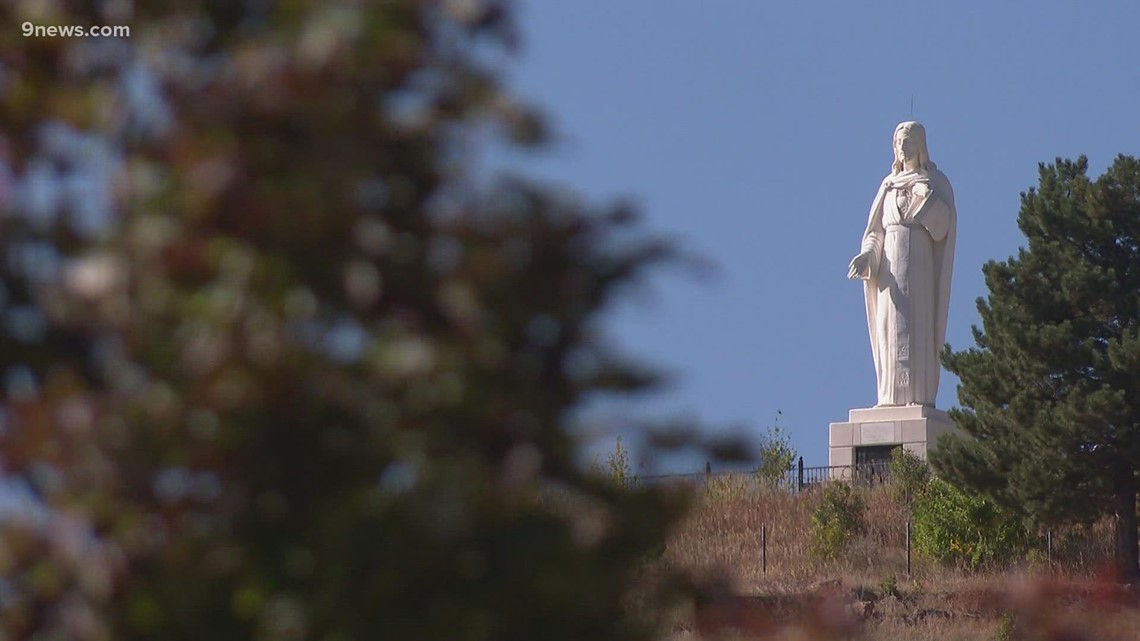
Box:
[828,405,957,469]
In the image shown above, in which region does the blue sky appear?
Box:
[494,1,1140,470]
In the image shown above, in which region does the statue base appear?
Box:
[828,405,958,472]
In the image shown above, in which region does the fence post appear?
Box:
[1047,530,1052,567]
[797,456,804,491]
[705,460,711,482]
[762,523,767,575]
[905,519,911,577]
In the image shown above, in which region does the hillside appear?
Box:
[654,476,1136,640]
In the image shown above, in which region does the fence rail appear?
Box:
[636,458,892,492]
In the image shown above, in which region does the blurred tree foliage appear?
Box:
[0,2,742,639]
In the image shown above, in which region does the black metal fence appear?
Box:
[796,458,892,488]
[636,457,893,492]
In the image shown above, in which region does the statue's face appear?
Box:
[895,129,921,167]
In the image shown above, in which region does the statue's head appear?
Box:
[891,121,935,174]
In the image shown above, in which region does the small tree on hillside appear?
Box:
[753,411,796,489]
[934,155,1140,578]
[888,447,930,507]
[607,436,634,487]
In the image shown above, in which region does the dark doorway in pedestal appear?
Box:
[855,444,899,466]
[854,444,899,484]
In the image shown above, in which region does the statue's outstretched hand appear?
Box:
[847,250,873,280]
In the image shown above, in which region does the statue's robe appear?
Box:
[859,167,956,406]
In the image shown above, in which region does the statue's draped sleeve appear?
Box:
[912,186,952,242]
[927,170,956,364]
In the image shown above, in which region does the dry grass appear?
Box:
[663,476,914,591]
[656,476,1129,640]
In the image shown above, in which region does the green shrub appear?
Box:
[879,574,899,598]
[810,483,865,560]
[994,612,1018,641]
[911,478,1030,569]
[888,447,931,506]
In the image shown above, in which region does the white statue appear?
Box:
[847,122,956,407]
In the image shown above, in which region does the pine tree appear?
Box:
[934,155,1140,578]
[0,2,740,638]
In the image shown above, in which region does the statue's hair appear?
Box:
[891,121,937,174]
